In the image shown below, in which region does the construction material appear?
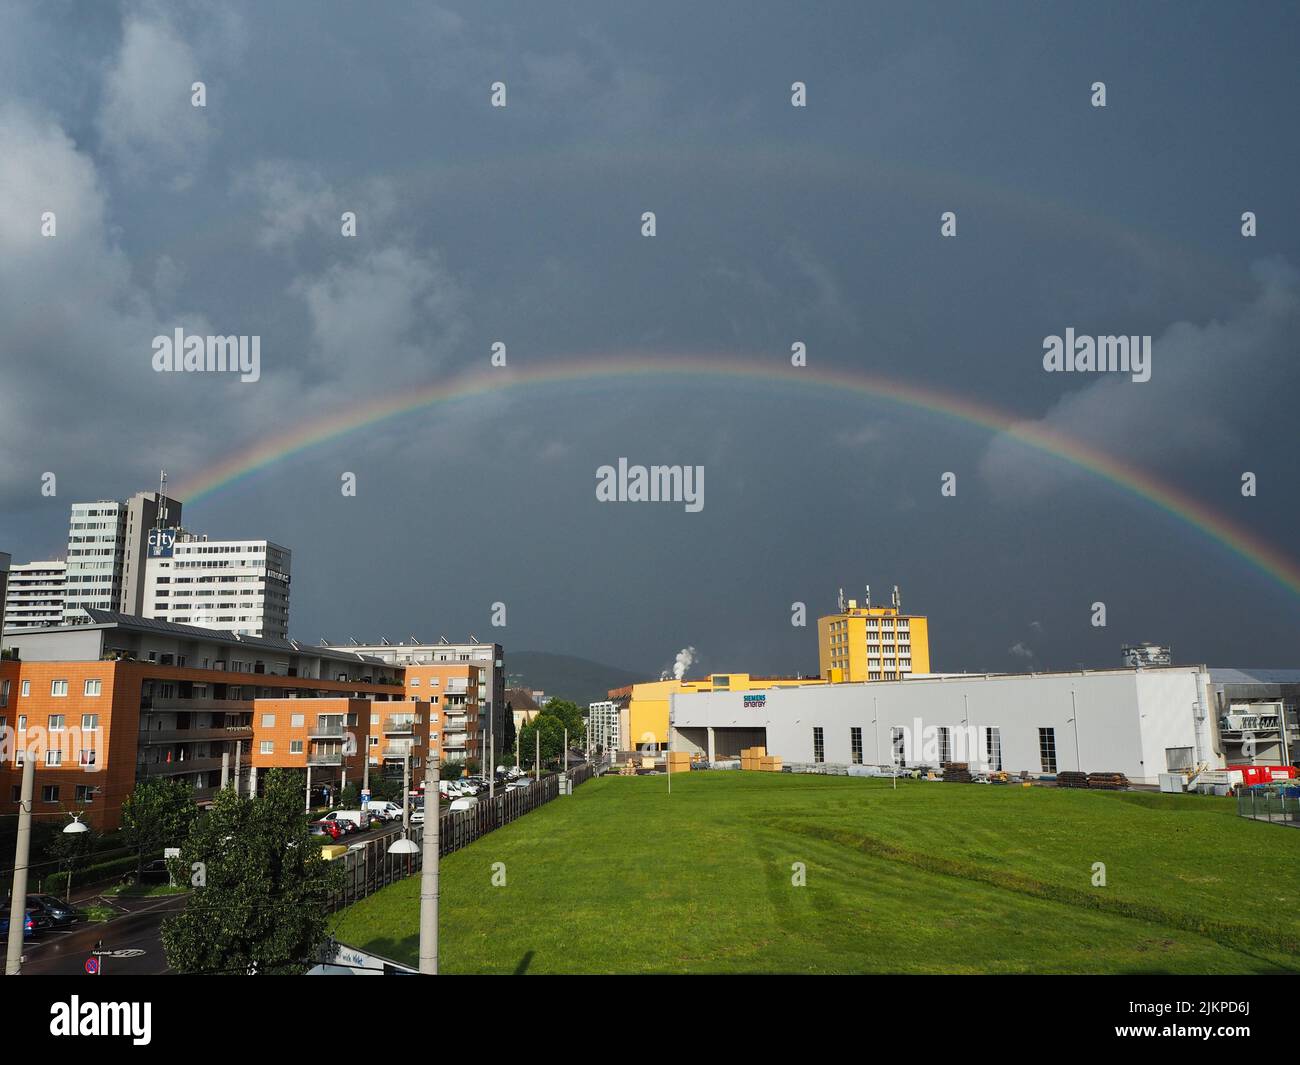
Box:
[941,761,972,783]
[1057,771,1090,789]
[1086,771,1130,790]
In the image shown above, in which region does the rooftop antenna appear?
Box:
[468,633,478,643]
[892,584,901,611]
[837,587,845,612]
[348,636,358,646]
[438,635,449,644]
[380,636,391,646]
[864,584,871,609]
[409,634,420,644]
[155,469,169,529]
[319,637,328,645]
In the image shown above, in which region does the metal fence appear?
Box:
[1237,786,1300,827]
[328,764,595,911]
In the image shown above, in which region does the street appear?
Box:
[16,893,188,976]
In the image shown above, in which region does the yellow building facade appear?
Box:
[818,598,930,682]
[621,673,829,747]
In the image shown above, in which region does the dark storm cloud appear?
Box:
[3,0,1299,675]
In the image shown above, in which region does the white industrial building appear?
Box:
[143,532,292,639]
[667,666,1296,786]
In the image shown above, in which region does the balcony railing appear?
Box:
[140,697,254,711]
[383,717,417,734]
[139,726,252,745]
[307,750,344,766]
[382,746,414,759]
[138,756,225,777]
[308,722,346,738]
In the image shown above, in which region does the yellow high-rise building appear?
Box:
[817,587,930,682]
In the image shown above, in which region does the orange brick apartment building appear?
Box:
[0,611,433,830]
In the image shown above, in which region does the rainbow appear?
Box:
[173,354,1300,598]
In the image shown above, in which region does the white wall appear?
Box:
[670,668,1209,784]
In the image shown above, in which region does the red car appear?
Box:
[310,819,343,840]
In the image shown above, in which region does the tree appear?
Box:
[518,715,565,770]
[541,698,586,747]
[120,778,198,882]
[502,706,518,759]
[161,768,343,975]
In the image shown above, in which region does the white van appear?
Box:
[448,796,478,812]
[324,810,367,831]
[365,800,402,822]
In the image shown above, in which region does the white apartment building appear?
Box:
[587,700,622,755]
[61,491,182,625]
[3,560,67,629]
[143,532,291,639]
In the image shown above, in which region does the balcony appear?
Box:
[307,750,344,766]
[140,697,254,712]
[383,716,417,734]
[139,756,225,777]
[139,726,253,745]
[308,721,346,738]
[382,745,414,760]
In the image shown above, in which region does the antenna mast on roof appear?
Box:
[864,584,871,609]
[892,584,901,611]
[155,469,169,530]
[837,587,845,612]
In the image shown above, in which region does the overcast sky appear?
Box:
[2,1,1298,679]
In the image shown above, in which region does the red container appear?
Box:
[1229,764,1296,785]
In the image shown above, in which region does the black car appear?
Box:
[26,893,76,928]
[139,859,172,885]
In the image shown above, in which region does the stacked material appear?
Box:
[1056,771,1090,788]
[1086,771,1130,790]
[757,755,783,773]
[619,760,637,776]
[740,746,767,770]
[941,761,972,783]
[666,751,691,774]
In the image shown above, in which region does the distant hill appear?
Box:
[505,651,649,706]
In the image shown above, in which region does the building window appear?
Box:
[1038,728,1057,774]
[50,680,68,697]
[45,749,62,766]
[75,785,95,803]
[17,714,26,732]
[41,785,60,803]
[812,726,825,763]
[48,714,65,732]
[410,677,420,686]
[291,714,304,728]
[0,680,8,708]
[891,726,906,766]
[850,727,863,764]
[290,739,303,754]
[81,714,99,731]
[1165,747,1194,772]
[985,727,1003,772]
[20,680,30,697]
[260,741,274,754]
[937,726,951,764]
[260,714,275,728]
[84,679,102,697]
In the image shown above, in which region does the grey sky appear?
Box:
[2,1,1298,679]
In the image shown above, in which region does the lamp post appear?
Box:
[62,813,90,897]
[418,758,440,973]
[5,753,34,975]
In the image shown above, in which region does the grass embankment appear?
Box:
[331,773,1300,974]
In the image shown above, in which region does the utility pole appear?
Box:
[402,751,410,834]
[1070,690,1082,772]
[6,754,34,975]
[305,765,312,814]
[534,728,540,783]
[873,696,880,764]
[418,758,440,974]
[488,715,495,800]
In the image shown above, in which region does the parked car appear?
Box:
[410,806,426,824]
[0,910,36,940]
[26,894,76,928]
[310,820,343,840]
[366,800,402,822]
[322,811,360,833]
[449,796,478,812]
[140,858,172,884]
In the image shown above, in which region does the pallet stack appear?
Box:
[740,746,766,770]
[941,761,972,783]
[1086,771,1130,790]
[1056,771,1090,788]
[666,751,691,774]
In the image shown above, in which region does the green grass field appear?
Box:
[330,772,1300,974]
